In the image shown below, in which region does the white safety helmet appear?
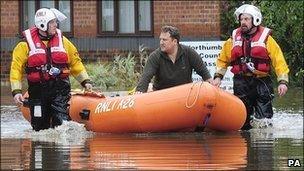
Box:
[35,8,57,31]
[35,8,67,31]
[234,4,262,26]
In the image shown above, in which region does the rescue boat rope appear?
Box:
[185,81,204,108]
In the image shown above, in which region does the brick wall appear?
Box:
[0,1,19,37]
[0,51,12,83]
[73,1,97,37]
[1,1,222,83]
[0,1,222,38]
[153,1,221,38]
[1,1,18,84]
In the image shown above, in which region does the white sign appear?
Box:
[180,41,234,92]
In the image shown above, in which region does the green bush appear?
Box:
[70,52,140,91]
[220,1,304,87]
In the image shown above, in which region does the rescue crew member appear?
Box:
[136,25,213,93]
[10,8,93,131]
[212,4,289,130]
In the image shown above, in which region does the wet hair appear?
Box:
[161,25,180,43]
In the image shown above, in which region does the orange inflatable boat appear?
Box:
[21,81,246,133]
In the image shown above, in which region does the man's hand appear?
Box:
[84,83,93,92]
[13,93,24,106]
[278,84,288,97]
[212,77,222,87]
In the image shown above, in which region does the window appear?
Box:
[139,0,151,31]
[119,1,135,33]
[19,0,73,36]
[101,1,114,32]
[98,0,153,36]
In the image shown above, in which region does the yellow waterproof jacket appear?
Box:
[10,36,90,92]
[215,35,289,82]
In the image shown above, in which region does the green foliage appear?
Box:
[70,52,140,91]
[138,44,149,74]
[220,1,244,39]
[220,1,304,87]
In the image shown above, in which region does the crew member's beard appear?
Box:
[38,31,55,40]
[241,25,251,34]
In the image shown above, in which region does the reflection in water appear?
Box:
[1,133,247,170]
[1,139,71,170]
[242,131,275,170]
[1,105,303,170]
[1,139,31,170]
[29,141,71,170]
[80,133,247,170]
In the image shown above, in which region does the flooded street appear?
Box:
[1,87,303,170]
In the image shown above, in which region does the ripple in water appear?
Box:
[1,106,94,145]
[1,106,303,141]
[250,109,303,139]
[28,121,94,145]
[1,106,31,138]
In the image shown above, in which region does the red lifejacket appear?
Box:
[230,26,271,74]
[23,27,69,82]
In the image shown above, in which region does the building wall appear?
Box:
[73,1,97,37]
[0,1,19,37]
[153,1,220,38]
[0,1,18,83]
[1,0,222,83]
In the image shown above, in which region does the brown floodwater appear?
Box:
[1,85,303,170]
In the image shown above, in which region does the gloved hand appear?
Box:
[13,93,24,106]
[84,83,93,92]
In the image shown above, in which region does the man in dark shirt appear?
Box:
[136,25,213,93]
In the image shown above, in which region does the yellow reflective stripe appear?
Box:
[74,71,89,83]
[277,74,289,83]
[11,81,22,91]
